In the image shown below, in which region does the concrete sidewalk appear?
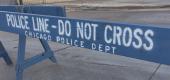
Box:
[47,0,170,10]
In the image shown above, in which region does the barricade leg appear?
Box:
[39,39,57,63]
[16,35,26,80]
[16,35,57,80]
[0,41,12,65]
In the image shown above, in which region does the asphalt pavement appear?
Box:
[0,8,170,80]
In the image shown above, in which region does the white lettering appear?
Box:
[133,28,143,49]
[104,25,112,43]
[143,30,154,51]
[123,27,132,47]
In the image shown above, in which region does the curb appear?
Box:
[51,3,170,11]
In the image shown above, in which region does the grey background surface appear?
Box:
[0,9,170,80]
[0,0,170,80]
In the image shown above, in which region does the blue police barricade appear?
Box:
[2,10,170,65]
[1,5,170,80]
[0,5,66,80]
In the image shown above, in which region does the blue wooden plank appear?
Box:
[23,51,53,69]
[0,5,18,12]
[0,11,170,65]
[23,5,66,16]
[0,5,66,16]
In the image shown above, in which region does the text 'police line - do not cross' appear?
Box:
[1,11,170,65]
